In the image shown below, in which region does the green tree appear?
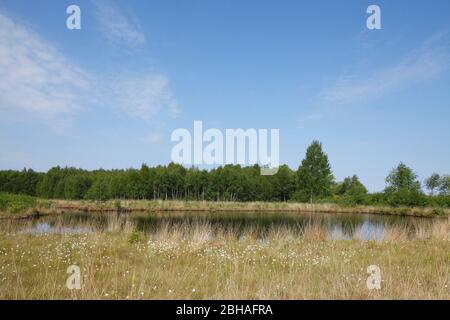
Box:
[384,163,425,206]
[439,175,450,196]
[167,163,186,200]
[64,175,92,199]
[273,165,296,201]
[125,169,142,199]
[36,166,67,198]
[385,163,421,192]
[333,175,368,205]
[336,175,367,196]
[425,173,441,196]
[296,141,334,203]
[140,164,155,199]
[184,167,198,200]
[85,175,111,201]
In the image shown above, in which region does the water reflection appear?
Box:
[7,211,445,241]
[21,222,92,235]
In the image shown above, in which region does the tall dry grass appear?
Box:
[9,199,447,218]
[0,216,448,299]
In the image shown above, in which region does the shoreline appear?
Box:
[1,199,449,219]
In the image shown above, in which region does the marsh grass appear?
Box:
[0,215,448,300]
[3,198,448,218]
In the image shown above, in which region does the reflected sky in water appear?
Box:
[10,211,443,241]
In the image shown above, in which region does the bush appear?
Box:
[427,195,450,208]
[431,208,445,216]
[361,193,387,206]
[384,189,428,207]
[0,192,37,213]
[291,190,311,203]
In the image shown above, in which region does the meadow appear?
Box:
[0,215,448,300]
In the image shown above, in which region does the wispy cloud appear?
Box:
[320,35,450,106]
[102,73,180,121]
[0,9,179,131]
[92,0,145,48]
[0,12,89,129]
[90,1,178,121]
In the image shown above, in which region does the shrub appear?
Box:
[0,192,37,213]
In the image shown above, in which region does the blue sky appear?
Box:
[0,0,449,191]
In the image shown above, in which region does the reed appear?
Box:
[2,197,449,218]
[0,217,448,299]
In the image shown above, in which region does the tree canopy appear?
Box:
[0,141,448,207]
[296,141,334,203]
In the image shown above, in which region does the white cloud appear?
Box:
[320,39,449,105]
[90,2,179,121]
[106,74,180,121]
[0,10,178,132]
[92,0,145,48]
[0,13,89,129]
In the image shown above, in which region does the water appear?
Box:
[4,211,446,241]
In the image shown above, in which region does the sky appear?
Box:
[0,0,449,192]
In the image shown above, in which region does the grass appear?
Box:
[0,217,448,299]
[1,195,448,218]
[0,192,51,217]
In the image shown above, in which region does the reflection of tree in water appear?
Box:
[16,211,439,240]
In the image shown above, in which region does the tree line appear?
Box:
[0,141,449,207]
